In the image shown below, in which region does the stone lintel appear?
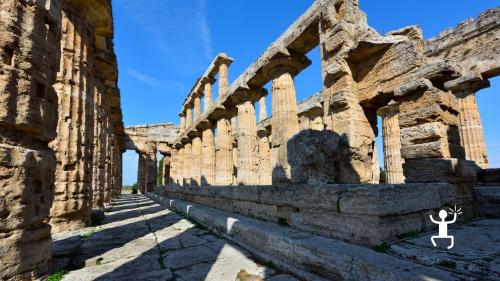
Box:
[445,72,491,95]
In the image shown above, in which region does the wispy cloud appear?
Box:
[127,69,185,92]
[116,0,214,75]
[128,69,160,87]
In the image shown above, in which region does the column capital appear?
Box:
[201,76,216,87]
[445,72,490,98]
[263,55,311,79]
[377,100,400,117]
[230,87,267,104]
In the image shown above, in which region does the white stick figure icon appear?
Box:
[429,206,462,249]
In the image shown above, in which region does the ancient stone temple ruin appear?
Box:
[0,0,499,280]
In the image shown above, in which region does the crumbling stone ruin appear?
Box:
[0,0,124,279]
[0,0,499,280]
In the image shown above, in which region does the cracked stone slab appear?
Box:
[389,219,500,280]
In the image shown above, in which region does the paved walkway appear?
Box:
[52,194,297,281]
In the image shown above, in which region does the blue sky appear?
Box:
[113,0,500,185]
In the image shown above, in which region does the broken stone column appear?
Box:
[456,91,489,168]
[191,135,202,186]
[215,118,234,185]
[394,79,473,183]
[137,152,147,193]
[378,103,405,184]
[201,123,216,185]
[263,57,309,183]
[237,100,258,185]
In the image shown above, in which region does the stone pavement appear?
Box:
[51,194,297,281]
[390,219,500,280]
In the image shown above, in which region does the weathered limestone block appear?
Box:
[325,90,376,183]
[288,129,349,184]
[0,144,56,280]
[215,118,233,185]
[161,154,171,185]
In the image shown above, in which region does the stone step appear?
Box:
[147,192,463,281]
[475,186,500,218]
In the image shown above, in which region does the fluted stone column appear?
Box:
[180,113,186,134]
[177,147,184,185]
[137,152,147,193]
[193,94,201,122]
[191,135,202,186]
[219,62,229,96]
[144,145,157,193]
[204,79,213,112]
[201,126,216,185]
[216,118,233,185]
[161,154,171,185]
[257,131,272,185]
[457,92,489,168]
[186,106,193,128]
[237,101,258,184]
[270,68,300,183]
[183,143,192,185]
[378,104,405,184]
[231,115,239,184]
[259,96,267,121]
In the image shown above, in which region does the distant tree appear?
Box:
[379,168,387,184]
[131,183,138,194]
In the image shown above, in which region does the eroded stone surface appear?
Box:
[54,194,277,281]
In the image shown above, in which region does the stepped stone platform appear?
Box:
[50,194,296,281]
[148,192,485,281]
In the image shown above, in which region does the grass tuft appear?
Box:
[373,242,391,253]
[47,270,67,281]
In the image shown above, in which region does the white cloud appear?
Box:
[128,69,160,87]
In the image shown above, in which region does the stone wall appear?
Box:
[0,0,124,279]
[156,183,475,246]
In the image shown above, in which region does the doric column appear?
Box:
[144,144,157,193]
[186,105,193,128]
[231,115,239,184]
[193,94,201,122]
[191,135,202,186]
[378,103,405,184]
[161,154,171,185]
[259,96,267,121]
[215,118,233,185]
[170,148,178,185]
[177,147,184,185]
[457,91,489,168]
[203,78,214,112]
[219,62,229,96]
[263,57,309,183]
[179,113,186,134]
[137,152,147,193]
[183,142,192,185]
[237,100,258,184]
[201,123,216,185]
[257,130,272,185]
